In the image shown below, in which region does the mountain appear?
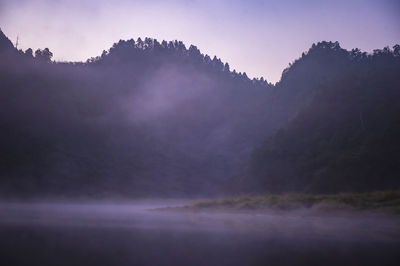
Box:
[0,30,278,197]
[238,43,400,193]
[0,29,399,197]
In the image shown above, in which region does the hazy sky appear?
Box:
[0,0,399,82]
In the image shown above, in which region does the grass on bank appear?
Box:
[184,190,400,214]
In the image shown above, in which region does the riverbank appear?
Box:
[170,190,400,214]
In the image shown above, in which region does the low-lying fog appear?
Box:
[0,200,398,239]
[1,200,399,266]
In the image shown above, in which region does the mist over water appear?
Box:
[1,201,399,266]
[1,200,399,237]
[1,5,400,264]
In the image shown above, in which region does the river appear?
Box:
[0,201,399,266]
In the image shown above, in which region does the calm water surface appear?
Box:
[0,201,399,266]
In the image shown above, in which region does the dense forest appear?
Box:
[0,28,399,197]
[236,43,400,193]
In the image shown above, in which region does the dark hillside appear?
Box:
[1,28,399,197]
[241,44,400,193]
[0,30,276,197]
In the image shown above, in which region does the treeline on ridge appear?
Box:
[0,28,399,197]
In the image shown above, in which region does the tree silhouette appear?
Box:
[35,48,53,62]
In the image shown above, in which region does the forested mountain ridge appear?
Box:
[1,28,399,197]
[237,43,400,193]
[0,29,275,197]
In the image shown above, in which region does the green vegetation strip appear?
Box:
[186,191,400,213]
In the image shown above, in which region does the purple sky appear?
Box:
[0,0,399,83]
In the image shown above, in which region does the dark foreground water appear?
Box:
[0,201,399,266]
